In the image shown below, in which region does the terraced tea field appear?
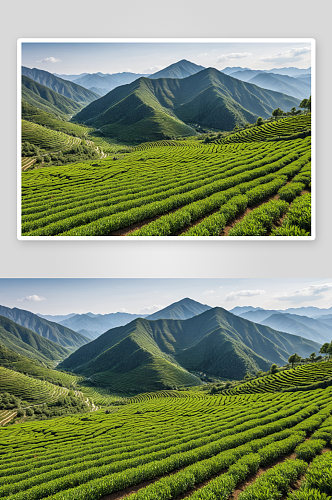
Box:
[221,360,332,396]
[0,384,331,499]
[22,120,82,153]
[21,114,312,237]
[0,367,71,405]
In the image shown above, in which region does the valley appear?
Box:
[20,57,312,237]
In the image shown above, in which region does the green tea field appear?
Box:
[21,115,312,237]
[0,382,331,499]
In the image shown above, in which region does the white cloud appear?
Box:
[274,283,332,303]
[226,289,266,301]
[142,66,164,74]
[260,46,311,64]
[198,52,208,57]
[36,57,61,63]
[17,295,46,302]
[139,305,163,314]
[218,52,252,63]
[203,290,216,296]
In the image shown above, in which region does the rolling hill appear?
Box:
[59,307,320,393]
[0,315,70,364]
[22,67,100,104]
[73,67,300,142]
[0,305,89,350]
[22,76,83,117]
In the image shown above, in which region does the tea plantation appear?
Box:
[21,114,312,237]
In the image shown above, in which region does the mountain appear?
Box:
[59,307,320,393]
[282,307,332,318]
[22,76,83,117]
[229,71,310,100]
[54,298,210,338]
[0,316,70,364]
[229,306,264,315]
[260,313,332,345]
[0,305,89,350]
[248,73,310,100]
[59,312,145,336]
[222,66,311,78]
[146,298,211,320]
[239,309,280,323]
[72,72,147,96]
[22,67,100,104]
[148,59,205,79]
[221,67,251,75]
[37,313,77,323]
[54,72,89,82]
[73,67,300,142]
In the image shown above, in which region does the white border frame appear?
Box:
[17,38,315,241]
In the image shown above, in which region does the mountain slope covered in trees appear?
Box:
[59,307,320,393]
[72,67,300,142]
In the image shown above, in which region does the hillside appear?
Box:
[73,68,300,142]
[0,315,70,364]
[146,297,211,320]
[0,305,89,350]
[22,66,100,104]
[59,307,320,392]
[1,382,331,498]
[22,76,83,118]
[220,360,332,396]
[21,115,311,237]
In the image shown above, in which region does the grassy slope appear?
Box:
[22,76,83,117]
[22,66,100,104]
[0,316,70,364]
[0,306,89,351]
[221,360,332,395]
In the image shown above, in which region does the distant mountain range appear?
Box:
[221,66,311,78]
[0,315,70,365]
[22,67,100,104]
[73,66,300,142]
[230,306,332,344]
[22,76,84,118]
[53,60,205,96]
[22,60,309,143]
[0,305,89,350]
[38,298,212,338]
[221,70,310,101]
[59,306,320,393]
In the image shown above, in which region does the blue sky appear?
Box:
[21,41,312,75]
[0,278,331,315]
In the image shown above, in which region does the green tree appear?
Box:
[327,342,332,360]
[288,353,301,368]
[256,117,264,126]
[320,343,330,357]
[270,363,279,374]
[300,96,311,113]
[272,108,283,119]
[309,352,316,362]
